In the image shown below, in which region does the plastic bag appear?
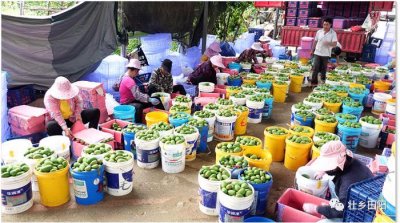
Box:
[105,93,120,115]
[220,41,236,57]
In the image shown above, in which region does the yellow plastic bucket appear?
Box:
[289,75,304,93]
[374,80,391,91]
[289,125,314,138]
[215,143,243,164]
[243,147,272,171]
[146,111,169,127]
[335,92,348,98]
[264,126,289,162]
[284,138,313,171]
[314,119,338,133]
[392,141,396,156]
[349,83,365,89]
[323,101,342,113]
[235,136,263,151]
[272,83,288,103]
[169,106,191,115]
[373,208,395,223]
[311,145,320,159]
[226,88,241,99]
[243,79,257,85]
[299,58,309,65]
[34,165,70,207]
[234,109,249,135]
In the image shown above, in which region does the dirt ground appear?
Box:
[2,88,378,222]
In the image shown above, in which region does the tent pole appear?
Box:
[120,1,127,57]
[201,1,209,54]
[273,8,279,40]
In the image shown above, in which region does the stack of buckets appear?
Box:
[297,37,314,65]
[374,153,395,222]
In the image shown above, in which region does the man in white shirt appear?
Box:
[311,18,338,85]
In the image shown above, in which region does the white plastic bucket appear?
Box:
[172,98,192,109]
[198,167,231,216]
[1,139,32,165]
[246,100,264,124]
[214,115,237,141]
[39,136,71,161]
[372,93,392,115]
[303,99,323,111]
[151,92,171,110]
[175,126,199,162]
[154,128,174,138]
[230,96,246,106]
[160,141,186,173]
[1,165,33,214]
[385,99,396,115]
[313,132,340,143]
[193,115,216,142]
[103,151,134,196]
[216,73,230,85]
[295,166,329,198]
[325,80,341,86]
[199,82,216,93]
[81,144,113,161]
[134,136,160,169]
[359,120,382,149]
[218,179,255,222]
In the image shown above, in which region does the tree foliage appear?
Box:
[1,1,76,16]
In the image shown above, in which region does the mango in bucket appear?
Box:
[316,115,337,124]
[24,147,55,160]
[220,181,253,197]
[160,135,186,145]
[360,116,382,125]
[216,98,234,106]
[71,157,103,172]
[341,121,362,128]
[266,127,287,135]
[187,118,208,128]
[35,157,68,173]
[216,142,242,153]
[240,167,272,184]
[135,129,160,141]
[104,150,133,163]
[287,135,312,144]
[204,103,220,111]
[219,155,249,170]
[235,136,261,147]
[123,124,147,134]
[174,95,191,103]
[294,102,312,110]
[170,104,190,113]
[1,163,30,178]
[83,143,112,155]
[199,164,230,181]
[150,122,174,131]
[314,132,339,142]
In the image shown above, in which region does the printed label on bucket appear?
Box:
[1,182,32,207]
[337,131,359,150]
[105,170,133,191]
[73,179,88,199]
[199,188,217,209]
[262,104,271,117]
[219,204,251,222]
[215,121,235,140]
[248,108,262,119]
[137,147,160,163]
[186,139,199,155]
[373,100,386,113]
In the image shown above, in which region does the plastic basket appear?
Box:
[181,83,197,97]
[7,85,36,108]
[343,174,387,223]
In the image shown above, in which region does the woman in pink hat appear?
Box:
[119,59,164,123]
[44,76,100,138]
[200,41,222,63]
[302,141,373,221]
[188,54,225,85]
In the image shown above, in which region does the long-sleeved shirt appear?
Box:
[119,75,149,104]
[188,60,217,85]
[317,158,374,219]
[44,90,83,130]
[148,68,173,93]
[236,49,258,64]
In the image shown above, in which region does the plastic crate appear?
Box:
[288,1,298,8]
[7,85,36,108]
[286,8,298,17]
[308,18,322,28]
[353,153,373,166]
[343,174,386,223]
[333,18,350,29]
[248,28,264,42]
[181,83,198,97]
[285,17,297,26]
[361,44,377,63]
[298,9,311,18]
[297,18,308,26]
[299,2,318,9]
[7,132,47,145]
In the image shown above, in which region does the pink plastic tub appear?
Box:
[300,37,314,50]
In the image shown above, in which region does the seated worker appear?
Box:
[200,41,222,63]
[148,59,186,95]
[303,141,373,221]
[119,59,164,123]
[44,76,99,138]
[187,54,225,85]
[236,42,265,64]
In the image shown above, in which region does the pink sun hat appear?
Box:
[311,141,353,172]
[49,76,80,100]
[126,59,142,70]
[210,54,226,69]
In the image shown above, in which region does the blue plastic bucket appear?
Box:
[294,113,314,127]
[239,170,273,216]
[262,98,274,119]
[114,105,135,123]
[245,217,275,222]
[256,81,272,90]
[335,113,357,125]
[169,113,190,127]
[342,105,364,120]
[196,125,209,153]
[348,91,367,104]
[123,131,136,159]
[228,62,242,72]
[337,124,362,152]
[70,165,105,205]
[228,78,242,86]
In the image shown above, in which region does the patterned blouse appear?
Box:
[148,68,173,93]
[236,49,259,64]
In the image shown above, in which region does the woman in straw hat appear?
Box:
[188,54,226,85]
[119,59,164,123]
[236,42,265,65]
[44,76,100,138]
[302,141,373,221]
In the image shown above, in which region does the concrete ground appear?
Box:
[2,87,378,222]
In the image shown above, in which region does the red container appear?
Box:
[199,92,220,98]
[286,8,298,17]
[308,18,321,28]
[333,18,350,29]
[194,97,218,107]
[276,189,329,222]
[214,85,227,97]
[384,125,395,146]
[297,18,308,26]
[8,105,49,131]
[10,123,45,136]
[298,9,310,18]
[288,1,298,8]
[299,2,317,9]
[72,140,114,159]
[100,119,132,144]
[286,17,297,26]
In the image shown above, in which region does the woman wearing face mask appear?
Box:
[187,54,225,85]
[303,141,373,221]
